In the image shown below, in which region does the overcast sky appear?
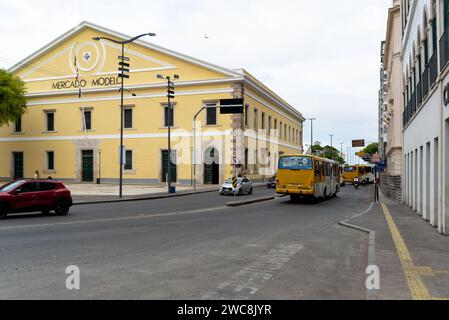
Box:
[0,0,391,157]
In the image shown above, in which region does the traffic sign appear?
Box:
[220,99,244,114]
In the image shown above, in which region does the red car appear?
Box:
[0,180,73,219]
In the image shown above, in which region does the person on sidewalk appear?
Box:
[34,171,40,180]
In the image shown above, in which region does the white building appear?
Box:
[379,41,389,164]
[401,0,448,235]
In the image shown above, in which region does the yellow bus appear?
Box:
[343,165,359,184]
[276,155,341,201]
[359,164,375,184]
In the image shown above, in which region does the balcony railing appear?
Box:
[422,66,429,97]
[417,80,422,105]
[411,91,416,115]
[429,53,438,85]
[440,26,449,70]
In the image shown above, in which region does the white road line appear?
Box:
[0,206,227,231]
[202,243,304,300]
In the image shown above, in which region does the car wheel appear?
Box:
[55,202,70,216]
[238,189,243,196]
[248,187,253,195]
[0,204,7,219]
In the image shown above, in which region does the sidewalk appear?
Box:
[346,192,449,300]
[67,182,268,205]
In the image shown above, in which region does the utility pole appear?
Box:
[329,134,334,160]
[93,32,156,198]
[308,118,317,154]
[340,143,344,162]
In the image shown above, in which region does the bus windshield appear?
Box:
[279,156,313,170]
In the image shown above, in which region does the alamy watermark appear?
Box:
[365,265,380,290]
[65,265,80,290]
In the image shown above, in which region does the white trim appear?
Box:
[21,45,74,80]
[76,41,100,72]
[93,66,177,77]
[244,131,300,150]
[244,77,304,121]
[92,42,176,76]
[8,21,241,78]
[25,77,242,97]
[26,88,235,106]
[245,91,300,125]
[25,75,84,83]
[0,131,230,142]
[0,130,299,150]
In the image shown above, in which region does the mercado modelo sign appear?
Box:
[51,76,122,90]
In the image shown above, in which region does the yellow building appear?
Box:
[0,22,304,185]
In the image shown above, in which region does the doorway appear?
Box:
[161,150,177,183]
[81,150,94,182]
[12,152,24,179]
[204,148,219,185]
[445,119,449,234]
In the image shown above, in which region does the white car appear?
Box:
[220,178,253,196]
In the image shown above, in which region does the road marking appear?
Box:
[0,206,227,231]
[338,202,377,300]
[380,202,432,300]
[202,243,303,300]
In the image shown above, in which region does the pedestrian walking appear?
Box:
[34,171,40,180]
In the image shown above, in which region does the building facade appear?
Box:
[0,22,304,185]
[379,41,389,165]
[401,0,448,235]
[381,0,404,202]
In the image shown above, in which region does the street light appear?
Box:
[329,134,334,160]
[93,32,156,198]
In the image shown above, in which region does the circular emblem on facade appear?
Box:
[73,41,101,72]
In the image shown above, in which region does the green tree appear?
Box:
[311,144,323,153]
[322,145,345,164]
[362,143,379,156]
[0,69,27,127]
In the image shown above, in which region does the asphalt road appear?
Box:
[0,185,374,300]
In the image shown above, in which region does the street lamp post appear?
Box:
[93,32,156,198]
[329,134,334,160]
[340,143,344,162]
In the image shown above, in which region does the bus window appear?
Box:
[279,156,313,170]
[315,161,320,176]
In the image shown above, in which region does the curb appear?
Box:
[73,188,218,206]
[225,196,276,207]
[338,202,377,300]
[73,184,268,206]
